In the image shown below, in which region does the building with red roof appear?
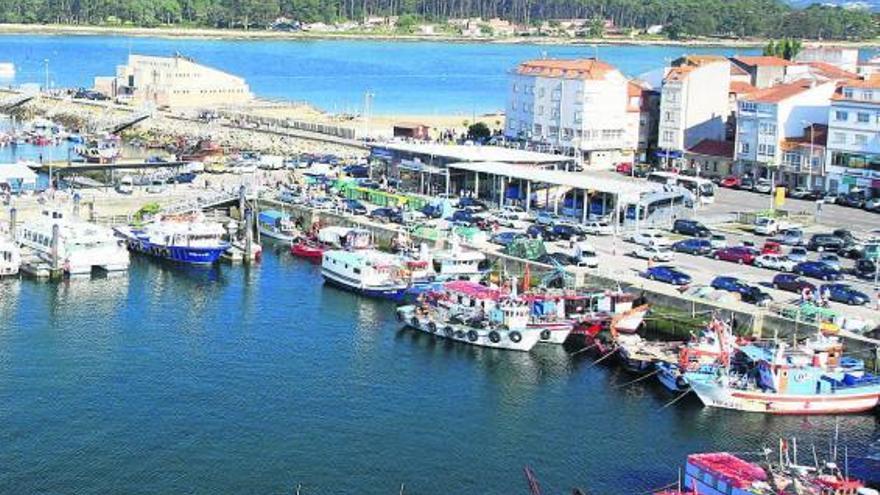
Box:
[684,139,735,179]
[731,55,797,89]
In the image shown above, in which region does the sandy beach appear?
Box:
[3,22,879,48]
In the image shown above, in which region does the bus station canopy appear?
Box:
[447,161,662,203]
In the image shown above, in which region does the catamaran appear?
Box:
[17,210,130,275]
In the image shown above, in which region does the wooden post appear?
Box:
[50,223,60,270]
[9,207,16,241]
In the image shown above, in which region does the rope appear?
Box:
[614,369,660,389]
[569,342,598,356]
[585,347,619,370]
[658,389,692,411]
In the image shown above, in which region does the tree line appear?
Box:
[0,0,877,40]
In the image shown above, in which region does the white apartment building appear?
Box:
[735,80,836,187]
[825,77,880,198]
[657,57,731,166]
[794,46,859,74]
[94,54,252,108]
[505,58,636,169]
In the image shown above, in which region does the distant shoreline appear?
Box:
[3,22,880,48]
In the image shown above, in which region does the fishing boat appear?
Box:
[75,136,121,163]
[290,226,371,262]
[17,210,130,275]
[116,213,229,265]
[0,237,21,276]
[430,237,486,282]
[522,293,576,345]
[616,333,681,374]
[683,452,772,495]
[397,281,542,352]
[321,249,408,300]
[685,341,880,414]
[257,210,298,242]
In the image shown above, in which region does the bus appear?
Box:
[623,188,695,227]
[646,172,716,205]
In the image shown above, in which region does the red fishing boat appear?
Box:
[290,239,325,262]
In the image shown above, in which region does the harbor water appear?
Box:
[1,246,877,494]
[0,35,767,115]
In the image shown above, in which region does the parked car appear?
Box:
[820,284,870,306]
[788,187,819,200]
[772,273,817,293]
[672,219,711,238]
[490,231,526,247]
[754,178,773,194]
[581,221,613,236]
[391,209,426,224]
[369,207,396,222]
[615,162,633,175]
[672,238,713,255]
[838,193,866,209]
[341,199,368,215]
[308,197,336,211]
[633,245,674,262]
[535,212,559,226]
[710,276,772,306]
[719,176,740,188]
[822,192,840,204]
[793,261,843,281]
[537,252,578,266]
[754,217,789,236]
[852,259,877,279]
[818,253,842,271]
[526,223,555,241]
[738,176,754,191]
[787,246,809,263]
[457,197,489,212]
[492,210,530,229]
[450,209,477,225]
[709,233,728,250]
[342,164,370,178]
[754,254,797,272]
[420,204,444,219]
[642,266,692,286]
[807,234,846,252]
[550,223,582,241]
[629,230,672,247]
[775,228,804,246]
[761,241,782,255]
[713,246,760,265]
[864,197,880,212]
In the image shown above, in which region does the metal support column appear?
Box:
[526,181,531,213]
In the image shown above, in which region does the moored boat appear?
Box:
[321,249,408,300]
[116,213,229,265]
[0,236,21,276]
[257,209,298,242]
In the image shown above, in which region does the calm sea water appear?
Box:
[0,35,767,114]
[0,246,877,494]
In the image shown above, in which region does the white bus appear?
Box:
[646,172,716,205]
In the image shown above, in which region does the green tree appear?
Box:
[467,122,491,142]
[396,13,418,33]
[587,17,604,38]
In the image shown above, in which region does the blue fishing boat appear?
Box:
[116,213,229,265]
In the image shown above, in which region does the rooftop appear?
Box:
[729,80,758,95]
[447,161,662,203]
[687,139,735,159]
[516,58,618,80]
[840,74,880,90]
[805,61,858,80]
[781,124,828,149]
[743,79,815,104]
[732,55,795,68]
[371,142,570,165]
[664,66,695,82]
[673,54,728,68]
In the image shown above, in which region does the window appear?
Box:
[563,128,574,140]
[549,126,559,135]
[537,105,544,116]
[740,102,756,112]
[855,134,868,145]
[865,90,874,101]
[759,122,777,135]
[510,101,517,111]
[512,83,519,92]
[574,110,583,124]
[533,124,542,135]
[662,130,674,142]
[843,88,854,99]
[858,112,871,123]
[664,111,673,123]
[833,132,846,144]
[507,119,517,130]
[538,88,545,98]
[740,142,750,154]
[835,110,849,121]
[551,108,560,118]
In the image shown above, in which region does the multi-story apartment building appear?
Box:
[734,80,836,187]
[779,124,827,190]
[730,56,795,89]
[628,81,660,163]
[825,76,880,198]
[505,58,636,169]
[794,46,859,74]
[656,56,731,167]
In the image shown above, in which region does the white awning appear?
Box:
[447,161,662,203]
[0,163,38,185]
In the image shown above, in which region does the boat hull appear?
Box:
[126,238,227,265]
[687,378,880,415]
[322,269,407,301]
[290,242,324,261]
[528,321,573,345]
[258,227,297,243]
[397,305,541,352]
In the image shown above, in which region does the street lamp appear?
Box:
[43,59,49,92]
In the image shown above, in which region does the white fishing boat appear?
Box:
[257,210,298,242]
[430,237,485,281]
[17,210,130,275]
[0,237,20,276]
[321,249,409,300]
[397,280,542,352]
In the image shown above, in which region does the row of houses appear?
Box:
[503,46,880,199]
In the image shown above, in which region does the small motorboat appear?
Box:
[290,239,325,261]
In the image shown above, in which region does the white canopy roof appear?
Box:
[372,141,569,165]
[448,161,662,203]
[0,163,38,184]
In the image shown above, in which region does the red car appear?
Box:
[720,176,740,188]
[616,162,633,175]
[713,246,760,264]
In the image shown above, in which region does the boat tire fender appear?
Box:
[410,316,420,328]
[444,326,454,337]
[488,331,501,343]
[428,322,437,333]
[509,331,522,343]
[467,330,478,342]
[540,329,551,340]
